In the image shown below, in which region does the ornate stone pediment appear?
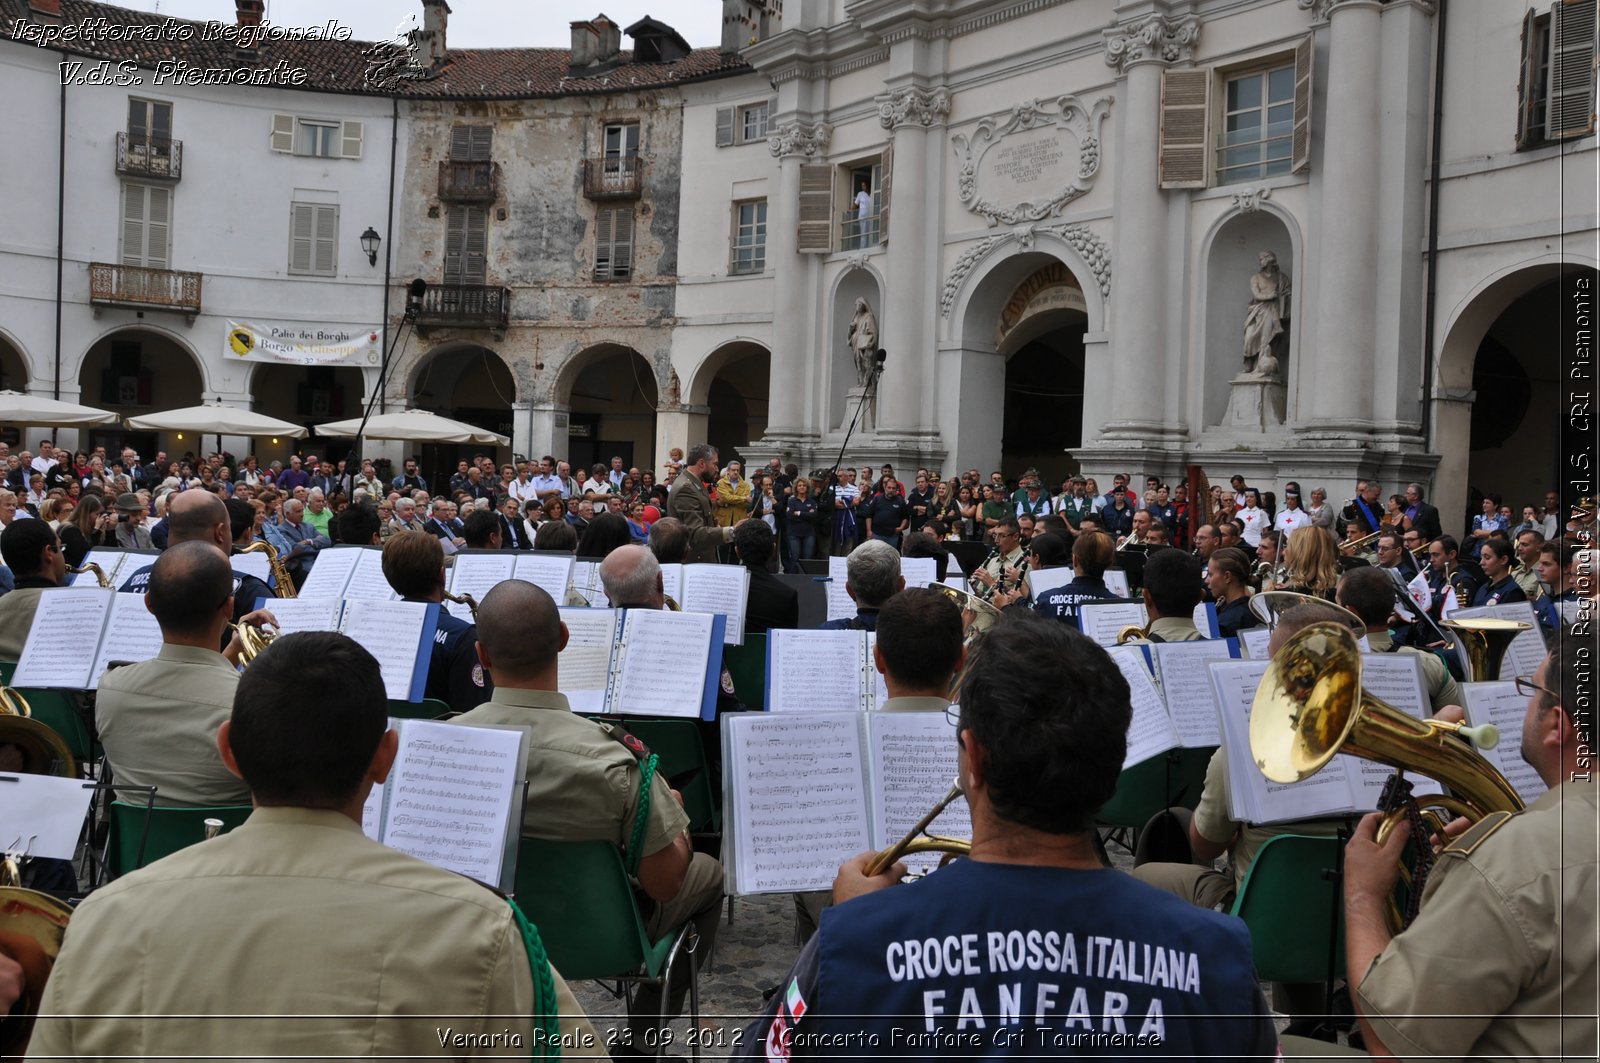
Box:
[940,223,1111,319]
[951,95,1112,227]
[767,120,833,158]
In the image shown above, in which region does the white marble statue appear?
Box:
[848,297,879,386]
[1242,250,1291,378]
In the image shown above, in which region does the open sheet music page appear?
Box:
[71,548,129,586]
[89,591,166,689]
[1345,653,1440,807]
[767,630,868,712]
[824,556,855,622]
[1107,645,1182,769]
[14,588,113,688]
[1452,602,1547,680]
[1237,626,1273,661]
[724,712,871,894]
[1023,566,1075,600]
[569,560,610,607]
[343,547,398,601]
[340,599,434,701]
[379,720,527,890]
[1149,641,1236,748]
[230,549,272,585]
[297,546,361,598]
[1209,659,1361,824]
[681,564,750,646]
[1462,681,1549,804]
[658,563,684,607]
[866,712,968,876]
[0,774,98,859]
[864,633,889,709]
[447,554,516,620]
[1103,570,1132,598]
[513,553,575,604]
[556,608,620,714]
[611,610,716,718]
[258,597,343,635]
[1076,601,1148,647]
[899,556,938,589]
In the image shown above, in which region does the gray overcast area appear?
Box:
[114,0,723,49]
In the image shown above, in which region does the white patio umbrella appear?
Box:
[0,390,118,427]
[315,408,509,447]
[123,402,310,439]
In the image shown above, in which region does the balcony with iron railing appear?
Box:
[582,154,643,199]
[438,159,496,202]
[115,132,182,180]
[838,191,882,251]
[415,283,511,331]
[89,262,202,317]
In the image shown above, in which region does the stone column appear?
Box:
[875,86,949,439]
[1300,0,1382,436]
[1098,7,1200,443]
[761,120,831,450]
[525,401,569,463]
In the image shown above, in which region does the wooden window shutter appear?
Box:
[463,206,487,284]
[879,144,893,245]
[312,205,338,275]
[1550,0,1598,140]
[340,120,364,159]
[715,106,735,147]
[144,185,170,268]
[594,208,613,279]
[1159,68,1210,188]
[452,125,492,160]
[1516,10,1542,149]
[612,209,634,278]
[270,113,295,153]
[444,205,466,283]
[1291,36,1314,174]
[796,163,833,253]
[121,183,145,266]
[289,203,315,273]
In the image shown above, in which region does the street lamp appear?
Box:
[360,227,382,267]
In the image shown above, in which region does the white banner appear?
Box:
[225,320,381,367]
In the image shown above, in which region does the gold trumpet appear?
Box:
[68,562,110,588]
[865,779,971,877]
[237,540,296,598]
[442,589,480,617]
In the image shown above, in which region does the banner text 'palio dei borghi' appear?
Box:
[225,320,381,366]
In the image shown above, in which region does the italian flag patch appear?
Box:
[785,979,807,1022]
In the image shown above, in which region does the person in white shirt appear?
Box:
[31,440,58,477]
[853,180,873,248]
[1236,488,1268,550]
[1274,488,1311,535]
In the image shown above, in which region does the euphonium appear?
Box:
[865,779,971,877]
[237,540,297,598]
[0,695,76,777]
[68,562,110,588]
[0,880,72,1056]
[1440,617,1532,682]
[1116,624,1150,644]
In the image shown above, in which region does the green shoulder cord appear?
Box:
[507,898,562,1060]
[625,752,661,877]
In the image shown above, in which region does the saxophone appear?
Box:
[237,540,297,598]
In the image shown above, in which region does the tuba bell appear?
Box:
[0,882,73,1056]
[932,583,1002,641]
[1248,590,1364,632]
[236,540,297,598]
[1440,617,1532,682]
[0,691,76,777]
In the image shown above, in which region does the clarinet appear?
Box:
[969,544,1001,600]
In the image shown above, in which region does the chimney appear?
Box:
[570,20,598,67]
[593,16,621,64]
[720,0,744,55]
[28,0,61,20]
[234,0,264,54]
[418,0,451,67]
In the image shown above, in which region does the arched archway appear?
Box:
[409,344,515,483]
[78,326,204,459]
[555,344,658,477]
[1201,210,1298,428]
[0,330,29,395]
[688,340,771,465]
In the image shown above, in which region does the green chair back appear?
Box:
[723,632,767,711]
[619,718,718,832]
[0,660,16,686]
[1229,833,1345,985]
[108,801,254,878]
[513,838,675,981]
[16,688,97,771]
[386,698,454,720]
[1097,746,1213,829]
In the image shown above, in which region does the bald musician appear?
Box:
[118,490,274,637]
[0,519,66,660]
[28,631,603,1059]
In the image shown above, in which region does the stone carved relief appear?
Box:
[952,96,1112,227]
[939,223,1111,319]
[877,86,952,129]
[767,120,833,158]
[1231,186,1272,213]
[1102,14,1201,75]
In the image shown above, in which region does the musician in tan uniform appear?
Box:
[1340,636,1597,1060]
[1336,566,1461,714]
[0,519,66,660]
[1132,548,1207,642]
[28,631,605,1059]
[95,543,251,806]
[665,443,736,564]
[454,579,722,1053]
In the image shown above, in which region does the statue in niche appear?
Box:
[848,297,880,387]
[1242,250,1291,379]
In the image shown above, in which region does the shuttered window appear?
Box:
[594,208,634,281]
[1158,67,1209,188]
[450,124,493,160]
[878,143,893,245]
[715,102,772,147]
[120,182,171,268]
[1291,37,1313,174]
[269,114,365,158]
[1550,0,1597,140]
[796,163,833,253]
[445,205,489,285]
[1216,64,1295,184]
[289,203,338,276]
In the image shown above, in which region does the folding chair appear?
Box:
[514,837,702,1059]
[1097,745,1213,857]
[1229,832,1347,1030]
[618,718,719,833]
[106,800,254,879]
[386,698,454,720]
[13,688,97,776]
[721,633,767,712]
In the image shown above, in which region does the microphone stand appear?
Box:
[349,285,424,474]
[821,348,886,498]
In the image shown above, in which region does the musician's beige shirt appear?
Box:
[1147,616,1205,642]
[1192,745,1344,888]
[1365,630,1462,715]
[94,643,250,807]
[452,686,688,856]
[0,586,47,661]
[1356,777,1597,1061]
[28,806,607,1059]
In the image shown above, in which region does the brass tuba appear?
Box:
[1248,590,1364,632]
[865,779,971,877]
[0,880,73,1055]
[0,690,76,777]
[237,540,297,598]
[68,562,110,588]
[1440,617,1532,682]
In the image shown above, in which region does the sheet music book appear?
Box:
[446,553,517,620]
[514,552,577,604]
[13,588,165,689]
[1076,601,1149,647]
[246,596,438,702]
[72,548,153,587]
[297,546,398,601]
[1103,569,1131,598]
[1022,565,1076,600]
[1451,601,1547,681]
[900,556,939,589]
[1148,640,1240,748]
[0,773,98,860]
[722,710,969,894]
[823,557,855,621]
[654,563,752,646]
[1191,601,1221,639]
[1237,626,1273,661]
[1106,645,1183,769]
[1211,658,1440,825]
[360,718,529,891]
[1461,681,1550,804]
[554,607,725,719]
[230,549,273,585]
[1355,653,1430,721]
[568,560,611,607]
[765,629,889,713]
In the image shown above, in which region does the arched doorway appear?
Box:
[689,341,771,466]
[78,327,203,461]
[409,344,515,486]
[557,344,658,477]
[0,332,30,448]
[250,362,367,468]
[998,264,1087,480]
